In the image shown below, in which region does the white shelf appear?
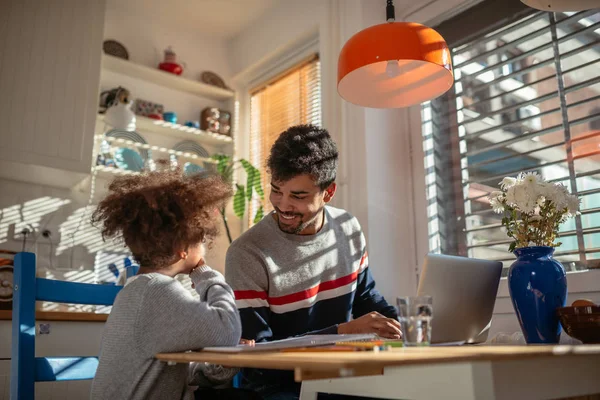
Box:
[94,135,218,164]
[94,165,140,177]
[101,54,235,101]
[135,115,233,145]
[97,114,233,146]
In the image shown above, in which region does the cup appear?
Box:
[397,295,433,346]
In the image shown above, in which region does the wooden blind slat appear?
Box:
[248,56,321,224]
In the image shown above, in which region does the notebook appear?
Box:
[202,334,378,353]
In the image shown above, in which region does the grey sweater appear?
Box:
[90,266,241,400]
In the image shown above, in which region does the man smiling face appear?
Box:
[270,174,336,235]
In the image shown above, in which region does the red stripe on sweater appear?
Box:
[267,270,359,306]
[360,252,368,268]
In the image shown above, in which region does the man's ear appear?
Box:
[323,182,337,203]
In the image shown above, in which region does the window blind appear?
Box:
[422,8,600,275]
[248,55,322,224]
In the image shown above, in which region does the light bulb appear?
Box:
[385,60,400,78]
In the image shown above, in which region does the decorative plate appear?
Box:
[105,129,149,171]
[171,140,211,176]
[103,40,129,60]
[172,140,210,158]
[201,71,227,89]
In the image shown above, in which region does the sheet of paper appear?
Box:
[202,334,378,353]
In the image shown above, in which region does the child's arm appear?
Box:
[138,268,242,354]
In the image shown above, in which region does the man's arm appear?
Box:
[352,250,399,319]
[337,227,401,339]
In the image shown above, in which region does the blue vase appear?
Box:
[508,246,567,344]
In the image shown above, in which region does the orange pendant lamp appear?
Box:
[337,0,454,108]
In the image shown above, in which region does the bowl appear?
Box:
[163,112,177,124]
[557,306,600,344]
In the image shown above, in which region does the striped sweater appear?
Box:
[225,206,397,388]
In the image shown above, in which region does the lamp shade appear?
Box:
[337,22,453,108]
[521,0,599,11]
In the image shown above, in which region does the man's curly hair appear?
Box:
[267,124,338,190]
[91,169,232,268]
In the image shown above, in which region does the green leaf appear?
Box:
[233,184,246,218]
[222,164,234,182]
[253,172,264,199]
[246,167,255,201]
[253,205,264,224]
[239,159,252,171]
[217,157,229,177]
[239,159,264,200]
[508,242,517,253]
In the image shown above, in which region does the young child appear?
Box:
[90,169,242,400]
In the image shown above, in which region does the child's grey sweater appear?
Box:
[91,266,241,400]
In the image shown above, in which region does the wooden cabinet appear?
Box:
[0,0,106,188]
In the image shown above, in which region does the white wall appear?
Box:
[102,7,234,123]
[104,6,233,85]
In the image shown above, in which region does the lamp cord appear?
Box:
[386,0,395,22]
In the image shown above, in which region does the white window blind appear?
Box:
[248,55,322,223]
[422,8,600,275]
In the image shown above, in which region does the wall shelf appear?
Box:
[95,135,218,163]
[97,114,233,146]
[101,54,235,101]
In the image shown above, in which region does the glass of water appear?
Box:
[397,296,433,346]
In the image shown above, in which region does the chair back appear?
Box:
[11,252,121,399]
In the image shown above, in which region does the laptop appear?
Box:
[416,254,503,344]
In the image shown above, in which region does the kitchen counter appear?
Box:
[0,310,109,322]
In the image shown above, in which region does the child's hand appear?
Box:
[240,338,255,346]
[190,259,207,289]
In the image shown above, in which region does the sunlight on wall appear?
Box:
[57,206,124,255]
[0,198,71,242]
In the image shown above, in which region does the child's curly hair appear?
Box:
[91,169,232,268]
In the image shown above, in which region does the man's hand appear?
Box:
[337,312,402,339]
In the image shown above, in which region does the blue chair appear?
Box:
[125,264,140,279]
[11,252,122,399]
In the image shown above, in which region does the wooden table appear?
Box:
[157,345,600,400]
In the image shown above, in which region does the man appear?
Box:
[225,125,400,399]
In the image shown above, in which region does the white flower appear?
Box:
[505,184,537,214]
[530,215,542,222]
[520,172,543,186]
[488,191,505,214]
[489,191,503,200]
[490,197,505,214]
[499,177,517,190]
[567,194,580,215]
[551,184,570,210]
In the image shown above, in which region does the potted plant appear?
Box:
[488,172,580,343]
[212,154,265,243]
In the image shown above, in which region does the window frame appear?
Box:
[232,34,320,232]
[409,1,600,296]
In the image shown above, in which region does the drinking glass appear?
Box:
[397,295,433,346]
